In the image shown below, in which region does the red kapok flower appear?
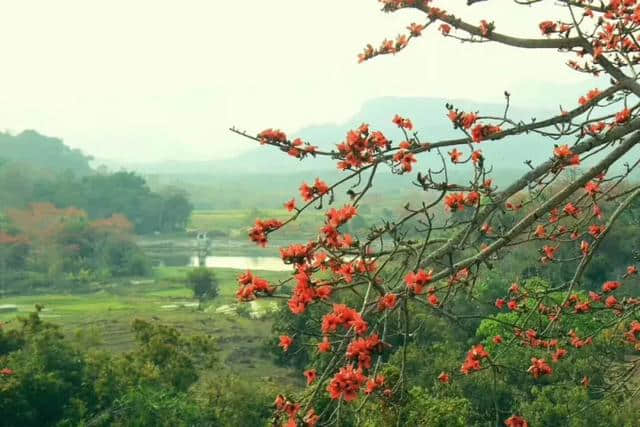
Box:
[615,108,631,124]
[318,336,332,353]
[471,150,483,165]
[392,114,413,130]
[304,409,320,427]
[378,293,398,311]
[364,375,385,395]
[584,181,600,196]
[284,198,296,212]
[304,369,317,385]
[444,193,466,212]
[407,23,424,37]
[428,293,439,307]
[563,202,580,218]
[602,281,621,293]
[554,144,574,160]
[438,371,450,384]
[279,335,294,352]
[552,348,568,362]
[539,21,557,35]
[505,415,529,427]
[249,218,283,247]
[528,357,553,379]
[578,88,601,106]
[405,269,434,295]
[461,344,490,375]
[449,148,463,163]
[326,365,367,402]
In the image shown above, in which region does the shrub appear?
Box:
[186,267,218,301]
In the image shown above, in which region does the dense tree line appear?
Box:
[0,160,193,234]
[0,205,150,293]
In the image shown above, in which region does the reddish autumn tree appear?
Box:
[233,1,640,425]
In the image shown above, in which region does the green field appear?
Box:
[189,208,326,239]
[0,266,298,386]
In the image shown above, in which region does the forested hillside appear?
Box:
[0,130,92,175]
[0,132,193,234]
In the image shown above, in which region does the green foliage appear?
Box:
[404,387,472,427]
[186,267,219,300]
[99,235,150,277]
[1,208,150,292]
[0,311,87,427]
[520,386,637,427]
[94,386,207,427]
[198,375,275,426]
[0,159,193,235]
[39,172,193,234]
[0,311,223,427]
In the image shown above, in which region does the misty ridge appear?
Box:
[0,96,553,213]
[109,96,568,175]
[4,93,634,211]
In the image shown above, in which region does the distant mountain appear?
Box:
[0,130,93,176]
[127,96,558,176]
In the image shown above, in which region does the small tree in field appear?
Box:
[232,1,640,425]
[187,267,219,302]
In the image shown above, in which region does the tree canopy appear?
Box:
[231,1,640,425]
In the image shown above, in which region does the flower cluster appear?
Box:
[258,129,317,160]
[273,394,306,427]
[624,321,640,344]
[393,147,417,172]
[505,415,529,427]
[392,114,413,130]
[444,192,480,212]
[447,110,478,129]
[326,365,367,401]
[258,128,287,143]
[322,304,368,336]
[336,124,390,170]
[279,335,293,352]
[236,271,275,301]
[578,88,601,106]
[0,368,14,376]
[300,178,330,202]
[280,242,317,266]
[286,138,317,159]
[553,145,580,166]
[471,124,502,143]
[288,271,333,314]
[364,375,386,395]
[249,218,283,247]
[322,205,358,248]
[405,269,433,294]
[378,293,398,311]
[528,357,553,379]
[346,334,384,369]
[538,20,571,36]
[460,344,490,375]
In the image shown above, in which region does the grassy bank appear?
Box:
[0,266,296,385]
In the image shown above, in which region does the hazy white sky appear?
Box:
[0,0,590,162]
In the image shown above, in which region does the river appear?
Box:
[188,255,290,271]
